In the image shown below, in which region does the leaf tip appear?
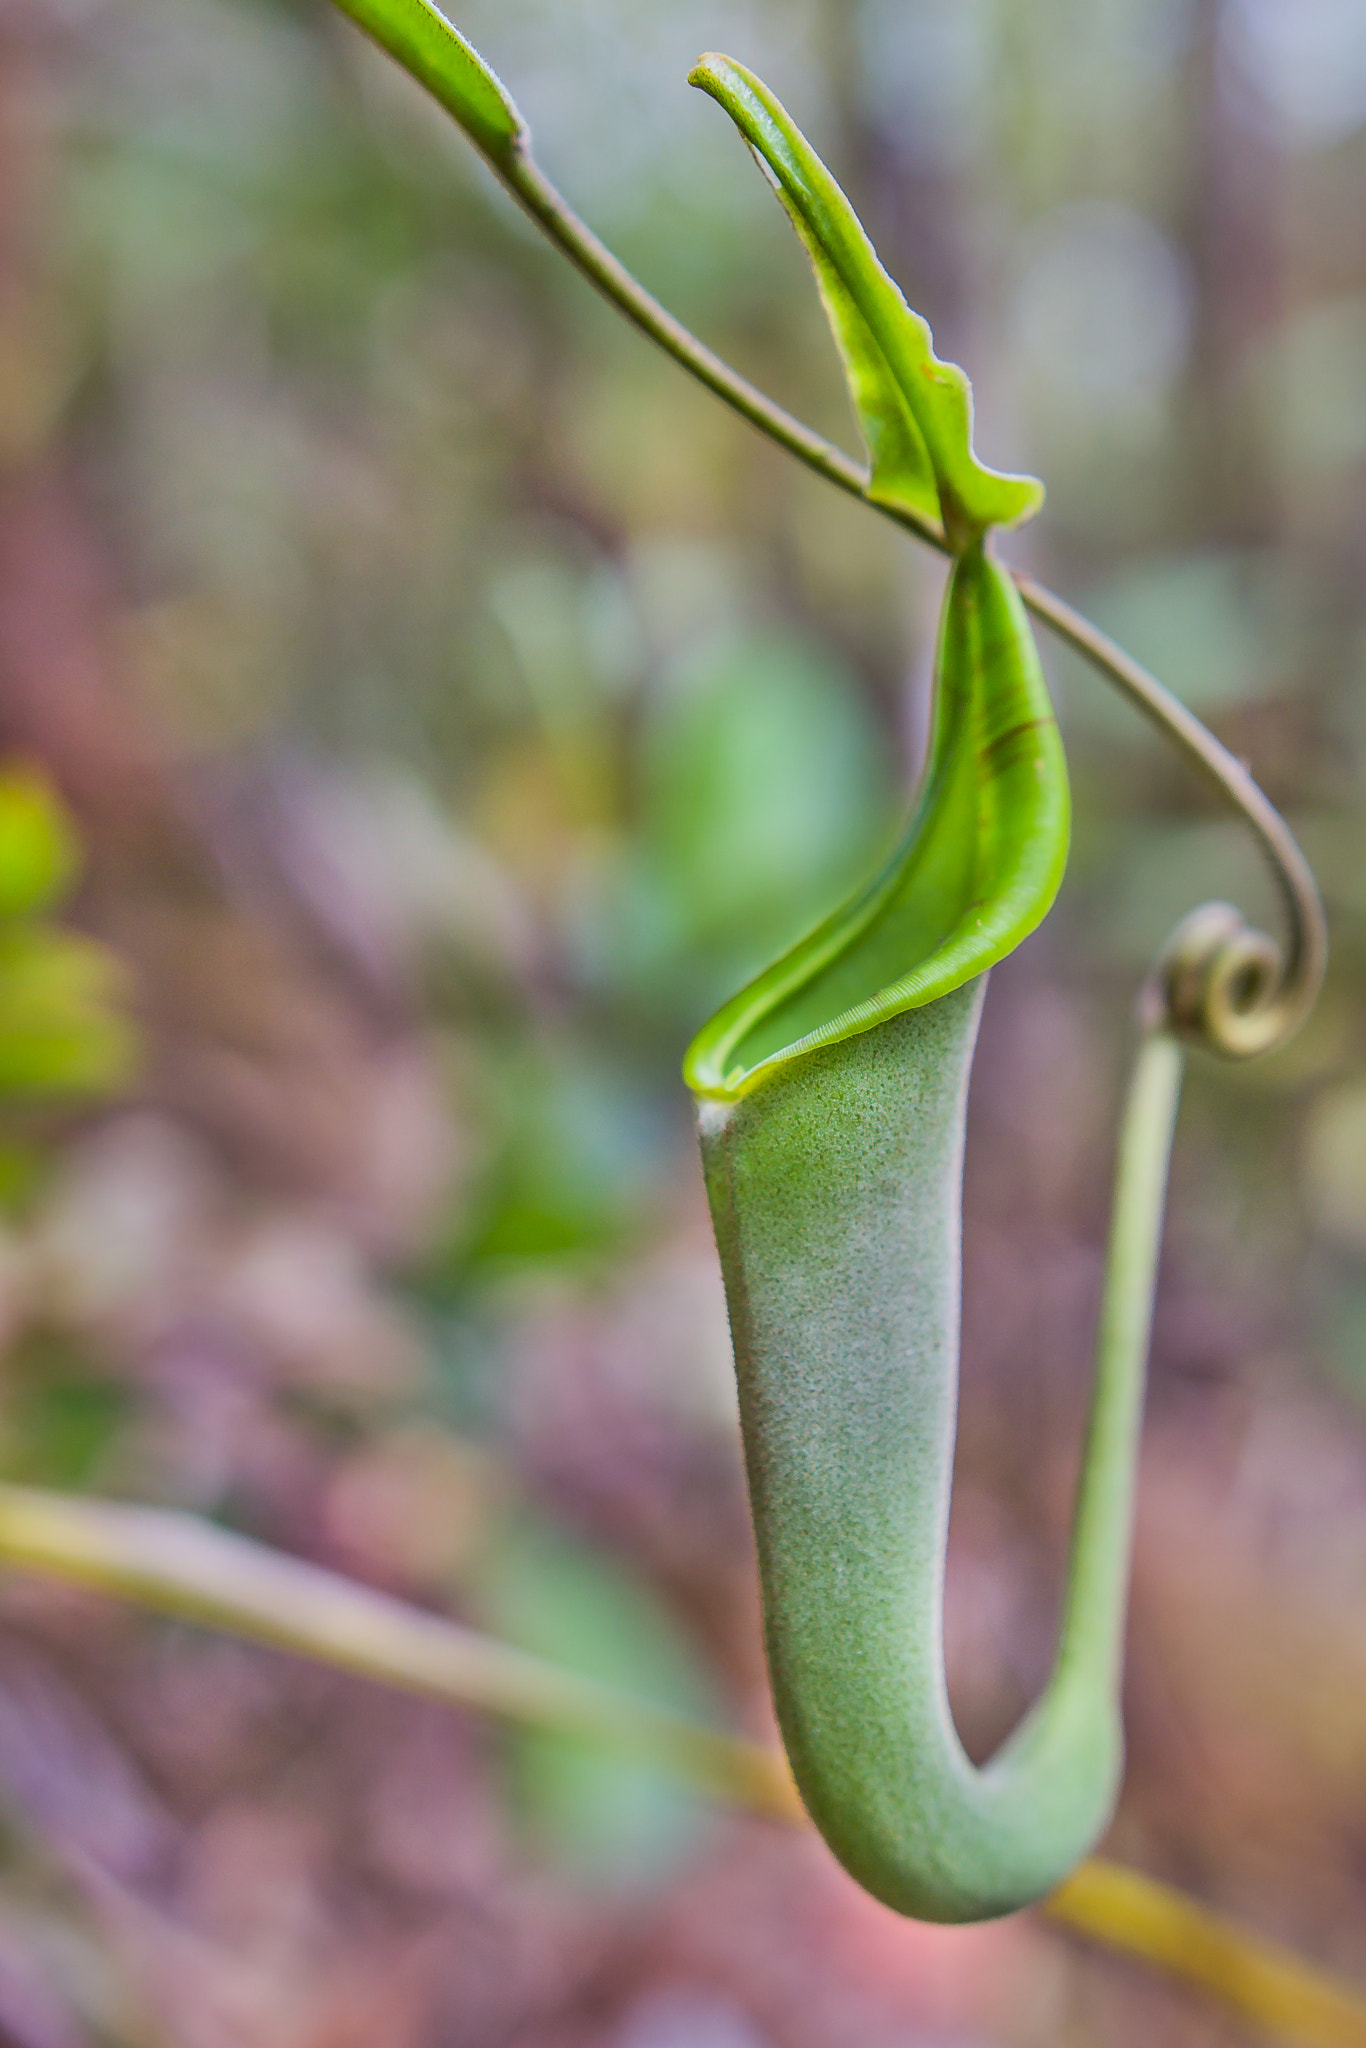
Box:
[331,0,528,168]
[687,52,734,98]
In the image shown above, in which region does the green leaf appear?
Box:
[641,629,891,955]
[0,929,137,1099]
[328,0,526,167]
[685,547,1068,1100]
[0,766,137,1103]
[3,1371,132,1489]
[475,1516,715,1884]
[458,1046,653,1269]
[0,768,80,921]
[688,55,1043,548]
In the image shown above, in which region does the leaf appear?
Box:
[688,55,1043,548]
[0,929,137,1099]
[475,1516,716,1885]
[4,1371,132,1489]
[685,547,1068,1100]
[0,767,80,921]
[641,629,891,956]
[458,1046,653,1268]
[0,767,136,1103]
[328,0,527,168]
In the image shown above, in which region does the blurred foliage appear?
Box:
[0,770,133,1108]
[476,1511,716,1883]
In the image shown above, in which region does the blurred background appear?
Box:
[0,0,1359,2039]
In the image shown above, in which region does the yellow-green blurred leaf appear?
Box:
[0,929,137,1099]
[0,767,80,922]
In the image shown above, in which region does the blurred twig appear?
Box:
[1047,1865,1366,2048]
[0,1484,790,1821]
[0,1483,1360,2048]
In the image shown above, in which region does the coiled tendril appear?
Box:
[1017,573,1328,1062]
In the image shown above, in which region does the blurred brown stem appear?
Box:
[0,1482,1361,2048]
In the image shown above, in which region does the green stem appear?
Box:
[500,153,911,530]
[1056,1031,1183,1695]
[0,1483,784,1818]
[484,147,1324,1051]
[0,1479,1361,2043]
[323,0,1325,1048]
[1014,575,1326,1054]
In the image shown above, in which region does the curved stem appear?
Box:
[0,1482,787,1820]
[1055,1031,1183,1692]
[698,995,1179,1923]
[496,149,926,531]
[489,146,1324,1053]
[1015,574,1327,1055]
[0,1480,1361,2043]
[1047,1863,1366,2048]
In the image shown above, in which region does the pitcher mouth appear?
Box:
[684,549,1068,1104]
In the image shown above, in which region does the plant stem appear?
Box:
[489,146,1325,1042]
[1057,1031,1183,1695]
[500,153,924,532]
[1048,1864,1366,2048]
[1014,573,1326,1044]
[0,1484,790,1820]
[0,1480,1361,2045]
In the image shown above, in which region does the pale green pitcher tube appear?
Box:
[698,994,1183,1922]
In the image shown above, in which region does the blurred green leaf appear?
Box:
[640,629,891,964]
[0,768,80,922]
[476,1515,716,1885]
[689,54,1043,546]
[1083,552,1297,714]
[0,765,136,1105]
[0,929,137,1100]
[460,1046,661,1268]
[1,1375,132,1490]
